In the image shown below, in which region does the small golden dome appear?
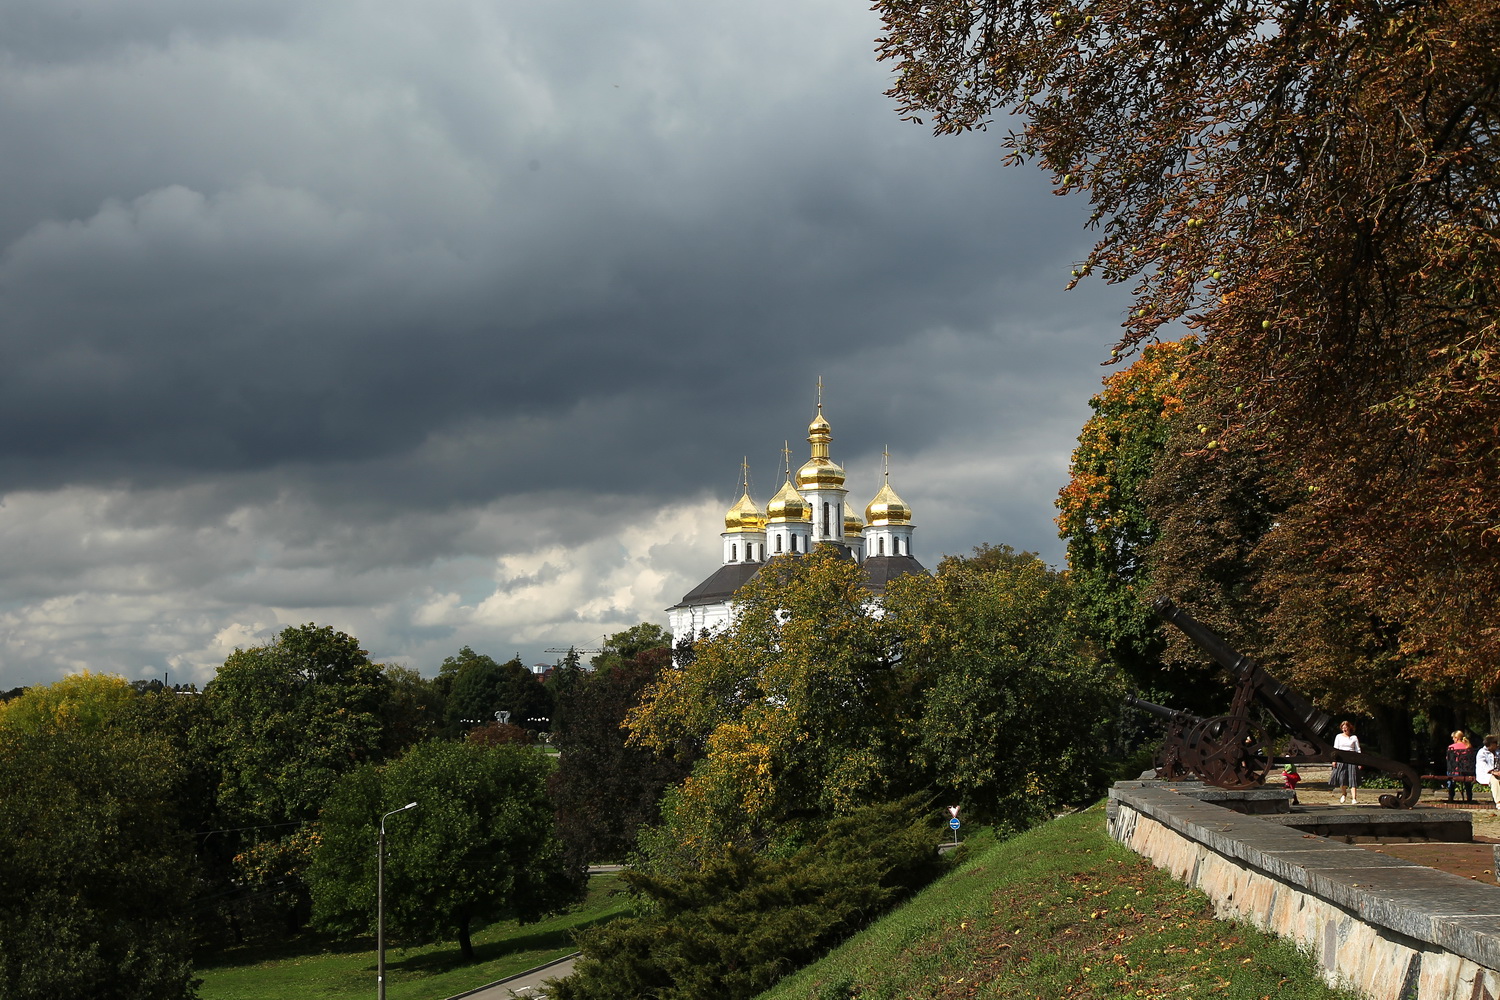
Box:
[865,481,912,525]
[844,511,865,537]
[724,490,765,533]
[766,479,810,522]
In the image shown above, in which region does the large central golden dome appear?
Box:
[795,404,845,490]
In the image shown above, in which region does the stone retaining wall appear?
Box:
[1109,782,1500,1000]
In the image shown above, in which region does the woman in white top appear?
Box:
[1477,736,1500,810]
[1330,720,1362,804]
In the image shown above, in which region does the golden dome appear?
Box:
[796,456,846,489]
[865,481,912,525]
[766,479,810,522]
[724,490,765,533]
[795,401,845,489]
[844,511,865,537]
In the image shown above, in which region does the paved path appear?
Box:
[445,867,620,1000]
[449,954,578,999]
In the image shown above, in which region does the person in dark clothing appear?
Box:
[1448,730,1475,804]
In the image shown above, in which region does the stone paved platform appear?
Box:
[1110,780,1500,999]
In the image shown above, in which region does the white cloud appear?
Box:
[0,482,724,685]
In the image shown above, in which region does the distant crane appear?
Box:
[543,643,610,674]
[544,635,613,656]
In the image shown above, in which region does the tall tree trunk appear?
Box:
[458,914,474,962]
[1487,694,1500,740]
[1368,704,1414,764]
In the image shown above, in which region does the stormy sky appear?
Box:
[0,0,1132,687]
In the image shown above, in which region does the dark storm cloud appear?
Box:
[0,0,1105,495]
[0,0,1131,685]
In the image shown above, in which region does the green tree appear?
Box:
[308,740,576,960]
[380,664,444,755]
[886,545,1120,828]
[629,547,917,868]
[0,726,197,1000]
[588,623,672,674]
[204,624,390,933]
[551,646,689,869]
[443,648,554,733]
[544,649,587,722]
[556,798,943,1000]
[117,685,237,936]
[207,624,390,825]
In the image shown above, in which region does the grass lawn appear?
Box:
[196,874,631,1000]
[759,804,1358,1000]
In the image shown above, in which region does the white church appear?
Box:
[667,394,927,642]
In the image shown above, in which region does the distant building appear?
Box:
[668,393,926,644]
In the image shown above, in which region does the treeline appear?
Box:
[0,545,1126,1000]
[1057,338,1494,760]
[0,623,680,999]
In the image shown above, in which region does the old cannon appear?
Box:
[1135,598,1421,809]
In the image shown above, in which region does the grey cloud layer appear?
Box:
[0,0,1127,685]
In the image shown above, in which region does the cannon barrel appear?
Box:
[1125,694,1202,724]
[1152,598,1332,739]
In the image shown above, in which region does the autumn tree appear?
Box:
[877,0,1500,702]
[1055,338,1196,689]
[0,670,137,733]
[1058,344,1426,749]
[628,547,917,869]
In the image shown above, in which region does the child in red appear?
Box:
[1282,763,1301,805]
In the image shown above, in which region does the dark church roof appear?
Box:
[671,562,765,608]
[671,546,925,610]
[859,554,928,594]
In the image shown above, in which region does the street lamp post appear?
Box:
[377,801,418,1000]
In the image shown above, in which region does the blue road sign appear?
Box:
[949,818,960,830]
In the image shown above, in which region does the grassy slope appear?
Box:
[759,804,1358,1000]
[196,874,631,1000]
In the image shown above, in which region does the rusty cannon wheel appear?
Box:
[1181,715,1272,789]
